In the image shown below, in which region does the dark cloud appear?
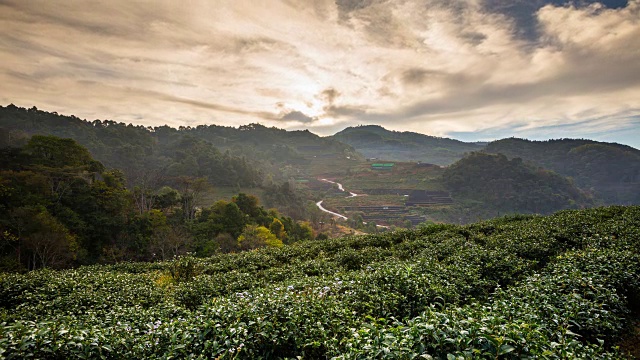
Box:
[315,88,369,119]
[233,36,290,53]
[400,67,640,120]
[149,92,280,121]
[401,68,432,86]
[324,104,367,118]
[318,88,340,104]
[335,0,377,18]
[460,31,488,46]
[280,110,316,123]
[398,68,483,88]
[382,54,640,121]
[361,8,422,48]
[482,0,546,41]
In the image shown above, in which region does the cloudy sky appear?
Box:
[1,0,639,147]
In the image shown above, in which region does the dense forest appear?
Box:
[485,138,640,205]
[2,105,640,271]
[0,135,316,271]
[0,105,262,187]
[3,105,638,215]
[333,125,640,209]
[1,206,638,358]
[442,152,591,214]
[0,104,358,194]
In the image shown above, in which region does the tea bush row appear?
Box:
[0,206,638,358]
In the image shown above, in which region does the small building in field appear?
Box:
[371,163,394,171]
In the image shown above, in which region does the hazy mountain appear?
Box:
[2,104,638,214]
[331,125,484,165]
[442,152,592,215]
[0,105,359,185]
[485,138,640,205]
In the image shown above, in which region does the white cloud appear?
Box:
[0,0,639,147]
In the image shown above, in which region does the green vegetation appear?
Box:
[0,105,263,189]
[4,105,639,231]
[0,105,354,223]
[1,206,638,358]
[0,137,316,271]
[338,162,446,193]
[322,154,592,226]
[2,105,639,357]
[441,152,592,216]
[0,135,131,269]
[485,138,640,205]
[331,125,483,165]
[0,105,359,188]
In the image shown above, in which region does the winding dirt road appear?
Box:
[315,178,389,228]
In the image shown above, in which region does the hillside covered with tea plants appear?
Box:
[1,206,639,358]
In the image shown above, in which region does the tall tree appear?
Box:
[237,225,282,251]
[176,176,211,220]
[23,208,77,269]
[269,218,286,240]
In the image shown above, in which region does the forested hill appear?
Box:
[0,105,262,188]
[184,122,360,166]
[442,152,592,217]
[0,135,319,270]
[331,125,484,165]
[0,105,359,187]
[485,138,640,205]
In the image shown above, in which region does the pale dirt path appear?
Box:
[316,178,389,228]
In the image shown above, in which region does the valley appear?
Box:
[2,1,639,356]
[2,104,638,259]
[1,106,639,358]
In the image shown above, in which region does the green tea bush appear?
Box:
[0,206,638,358]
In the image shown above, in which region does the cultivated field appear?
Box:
[1,206,638,358]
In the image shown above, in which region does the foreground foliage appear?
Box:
[0,135,315,270]
[1,206,639,358]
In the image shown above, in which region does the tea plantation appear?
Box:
[1,206,639,359]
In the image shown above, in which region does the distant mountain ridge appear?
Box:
[0,104,359,185]
[485,138,640,205]
[330,125,484,165]
[442,152,592,215]
[2,104,639,210]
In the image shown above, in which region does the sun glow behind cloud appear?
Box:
[0,0,639,147]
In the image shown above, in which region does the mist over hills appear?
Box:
[331,125,485,165]
[1,103,640,273]
[0,104,358,186]
[330,123,640,208]
[2,104,639,215]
